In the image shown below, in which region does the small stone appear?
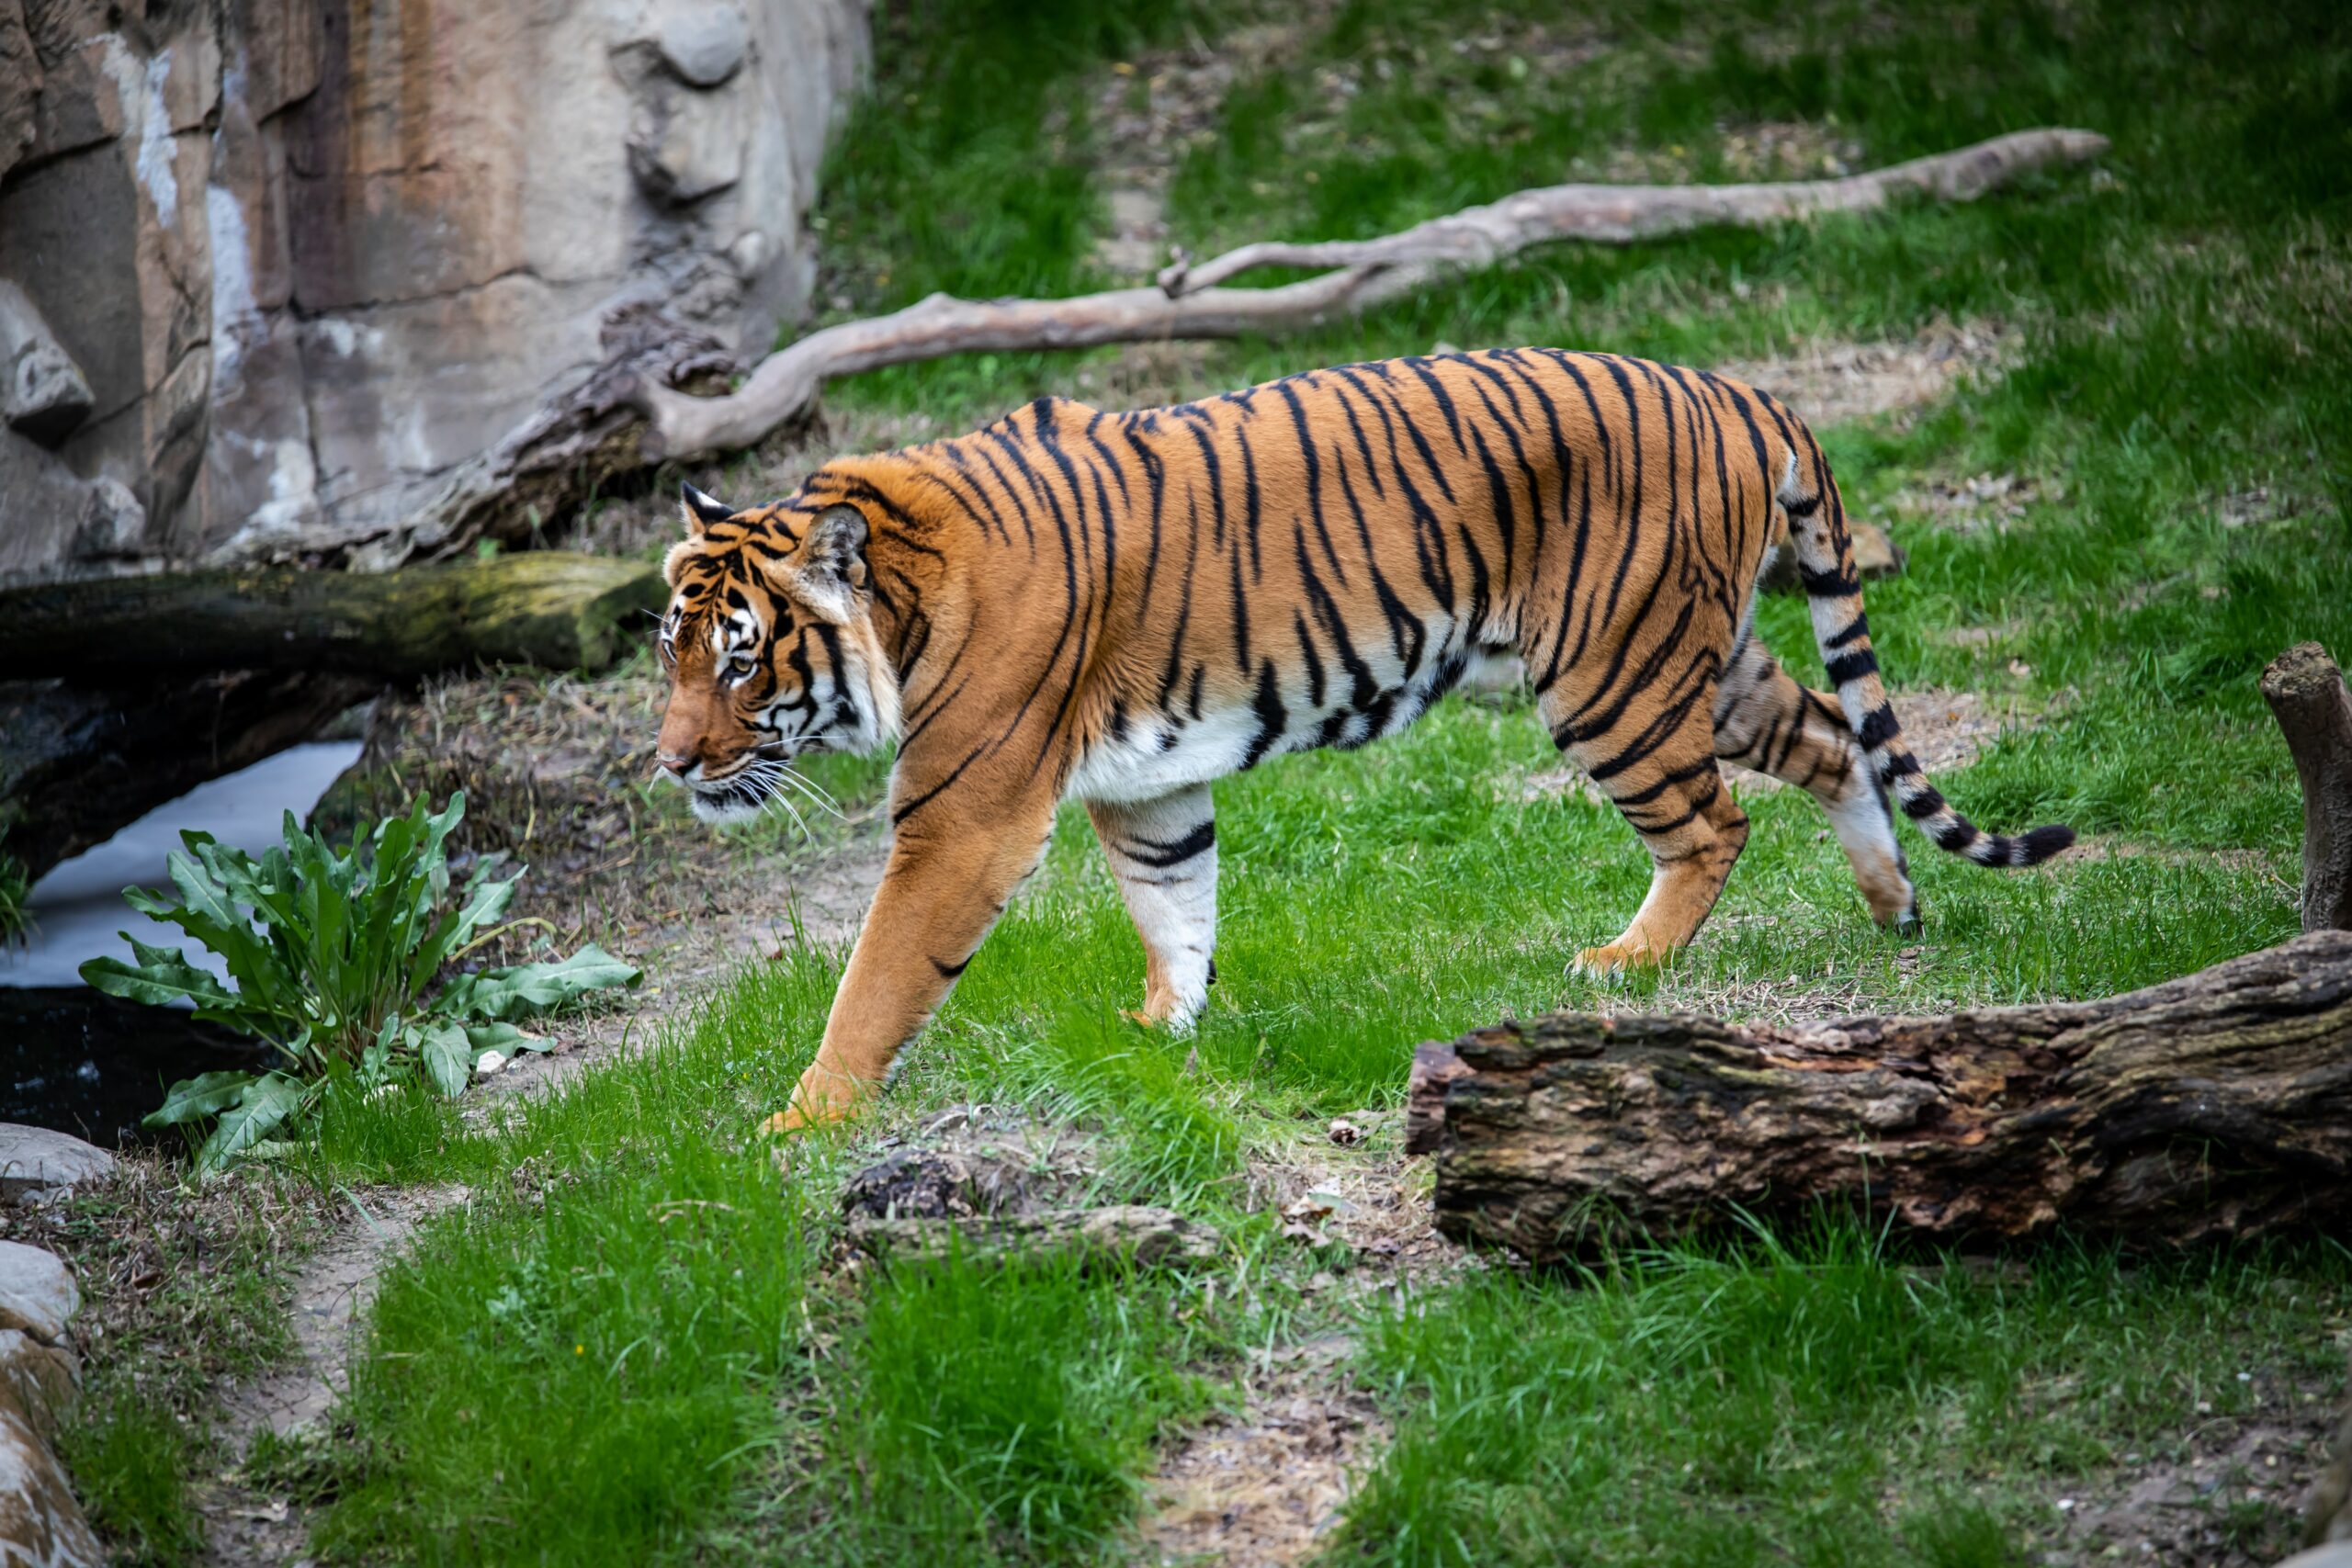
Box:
[0,1126,114,1201]
[0,280,93,446]
[473,1050,508,1077]
[0,1243,78,1346]
[1326,1118,1362,1146]
[654,2,752,87]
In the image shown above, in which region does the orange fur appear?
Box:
[652,352,2070,1130]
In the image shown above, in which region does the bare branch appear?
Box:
[631,128,2106,468]
[631,262,1434,461]
[1156,128,2109,297]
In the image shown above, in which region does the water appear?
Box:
[0,741,361,1145]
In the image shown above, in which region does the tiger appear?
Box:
[651,349,2074,1131]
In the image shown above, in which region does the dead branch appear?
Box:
[629,127,2108,467]
[1157,128,2110,296]
[2263,642,2352,933]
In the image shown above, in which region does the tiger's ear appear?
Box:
[791,503,870,621]
[680,482,734,537]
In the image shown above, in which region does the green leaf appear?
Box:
[81,940,245,1018]
[418,1022,473,1100]
[461,1021,552,1055]
[442,944,640,1022]
[144,1070,259,1129]
[196,1075,311,1177]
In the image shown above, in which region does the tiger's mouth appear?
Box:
[686,770,772,825]
[681,744,836,830]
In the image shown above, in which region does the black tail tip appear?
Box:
[2018,824,2076,865]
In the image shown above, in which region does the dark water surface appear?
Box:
[1,741,358,1145]
[0,988,277,1147]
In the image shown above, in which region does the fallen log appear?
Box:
[0,553,665,683]
[628,129,2105,468]
[2264,643,2352,934]
[1404,931,2352,1259]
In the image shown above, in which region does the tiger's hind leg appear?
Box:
[1087,783,1218,1028]
[1712,638,1918,929]
[1545,684,1751,975]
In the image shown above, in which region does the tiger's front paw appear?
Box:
[756,1063,870,1137]
[1570,942,1664,978]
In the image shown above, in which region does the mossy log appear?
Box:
[1404,931,2352,1260]
[0,553,666,682]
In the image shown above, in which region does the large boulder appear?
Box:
[0,1239,96,1568]
[0,0,869,581]
[0,1129,114,1203]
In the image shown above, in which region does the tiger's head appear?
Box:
[654,483,901,824]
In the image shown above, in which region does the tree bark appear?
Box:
[0,671,379,883]
[0,553,666,683]
[2263,642,2352,934]
[1404,931,2352,1260]
[626,128,2108,468]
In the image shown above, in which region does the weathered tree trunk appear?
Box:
[0,671,379,883]
[2264,643,2352,934]
[1404,931,2352,1259]
[0,553,666,683]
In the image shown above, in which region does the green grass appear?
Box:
[230,0,2352,1562]
[1338,1231,2350,1567]
[59,1391,207,1564]
[0,847,28,944]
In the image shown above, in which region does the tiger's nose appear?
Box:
[656,751,695,777]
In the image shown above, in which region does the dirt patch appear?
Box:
[1894,468,2059,536]
[1716,317,2020,433]
[2030,1352,2352,1567]
[198,1183,469,1566]
[1141,1334,1387,1568]
[1139,1119,1464,1565]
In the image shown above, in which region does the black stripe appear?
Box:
[1823,649,1879,686]
[1123,820,1216,870]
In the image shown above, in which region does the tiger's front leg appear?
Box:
[1086,783,1218,1028]
[763,790,1058,1133]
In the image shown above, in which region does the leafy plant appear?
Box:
[82,792,638,1175]
[0,847,27,946]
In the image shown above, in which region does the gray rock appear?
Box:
[0,1129,115,1202]
[66,479,147,561]
[0,282,93,446]
[2278,1547,2352,1568]
[656,2,752,87]
[0,1334,78,1441]
[0,1403,104,1568]
[629,83,750,206]
[0,1246,78,1348]
[0,0,868,580]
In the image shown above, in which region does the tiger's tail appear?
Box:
[1774,430,2075,870]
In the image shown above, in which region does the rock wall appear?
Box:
[0,0,868,581]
